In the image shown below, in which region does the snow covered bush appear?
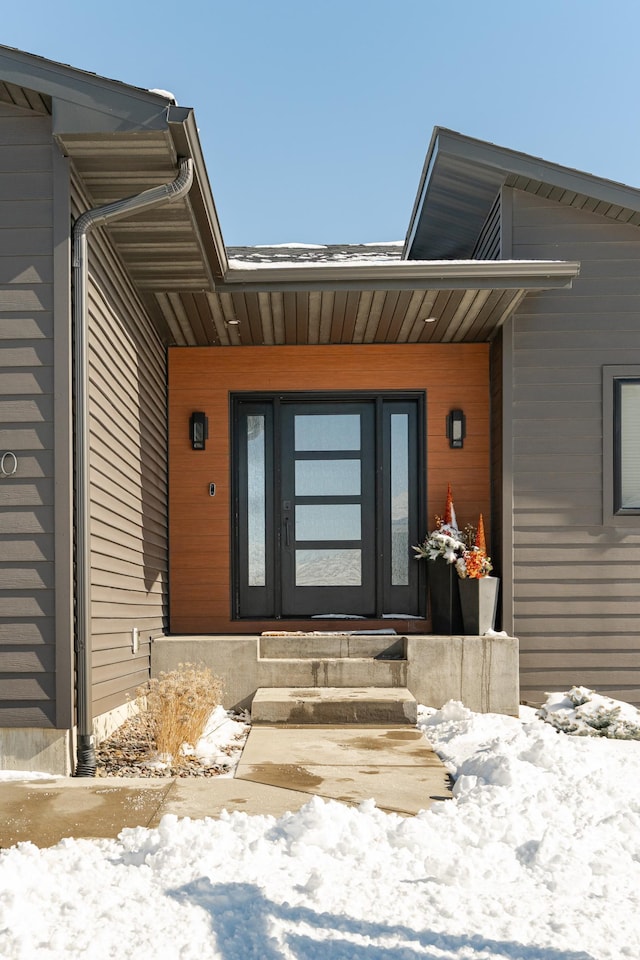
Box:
[537,685,640,740]
[137,663,224,762]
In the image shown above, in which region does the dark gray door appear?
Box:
[280,401,376,616]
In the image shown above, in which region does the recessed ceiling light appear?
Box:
[226,319,240,325]
[422,316,437,323]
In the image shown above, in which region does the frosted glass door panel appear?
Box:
[247,415,266,586]
[391,413,409,585]
[296,549,362,586]
[295,459,361,497]
[295,414,361,451]
[296,504,361,541]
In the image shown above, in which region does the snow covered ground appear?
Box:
[1,699,640,959]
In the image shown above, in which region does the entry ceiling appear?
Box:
[154,286,528,346]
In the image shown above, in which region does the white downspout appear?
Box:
[72,158,194,775]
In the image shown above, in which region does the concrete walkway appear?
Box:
[0,724,452,849]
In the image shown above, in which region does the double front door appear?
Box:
[234,393,424,619]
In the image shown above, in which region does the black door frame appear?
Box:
[231,390,426,619]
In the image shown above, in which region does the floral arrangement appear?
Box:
[413,483,493,579]
[456,543,493,579]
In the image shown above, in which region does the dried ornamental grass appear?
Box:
[137,663,223,763]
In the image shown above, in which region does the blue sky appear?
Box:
[3,1,640,246]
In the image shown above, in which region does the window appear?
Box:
[615,379,640,512]
[603,367,640,523]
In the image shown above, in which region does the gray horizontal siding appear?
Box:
[507,187,640,707]
[0,146,53,174]
[0,704,59,725]
[0,627,54,649]
[0,341,53,365]
[0,228,52,256]
[0,257,52,284]
[71,172,168,719]
[0,102,57,726]
[0,174,52,203]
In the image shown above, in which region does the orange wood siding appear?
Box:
[169,344,490,633]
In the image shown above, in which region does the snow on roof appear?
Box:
[147,88,177,103]
[227,242,404,266]
[254,242,329,250]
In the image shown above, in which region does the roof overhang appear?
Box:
[0,47,583,348]
[0,44,227,303]
[405,128,640,260]
[154,259,579,346]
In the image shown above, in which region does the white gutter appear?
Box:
[72,158,194,776]
[215,258,581,296]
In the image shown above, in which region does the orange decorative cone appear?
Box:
[444,483,458,529]
[475,513,487,554]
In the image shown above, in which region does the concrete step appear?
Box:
[259,635,407,660]
[258,635,408,688]
[251,686,418,725]
[257,657,407,689]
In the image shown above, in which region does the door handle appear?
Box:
[284,516,291,548]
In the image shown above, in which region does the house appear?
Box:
[1,45,638,775]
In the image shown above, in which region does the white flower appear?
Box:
[455,557,468,578]
[413,525,466,564]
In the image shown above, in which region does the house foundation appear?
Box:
[0,727,75,777]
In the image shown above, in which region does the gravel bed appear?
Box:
[95,712,244,778]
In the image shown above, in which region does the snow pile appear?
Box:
[1,704,640,958]
[537,685,640,739]
[193,706,250,773]
[0,770,60,782]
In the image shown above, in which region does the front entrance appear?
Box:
[233,393,424,619]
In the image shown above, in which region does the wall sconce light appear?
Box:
[190,411,208,450]
[446,409,466,449]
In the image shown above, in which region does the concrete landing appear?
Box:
[236,724,450,815]
[153,633,521,718]
[251,687,418,724]
[0,723,451,848]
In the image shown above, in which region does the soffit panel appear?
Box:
[60,130,213,292]
[503,173,640,227]
[410,155,506,260]
[154,286,528,347]
[0,80,50,113]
